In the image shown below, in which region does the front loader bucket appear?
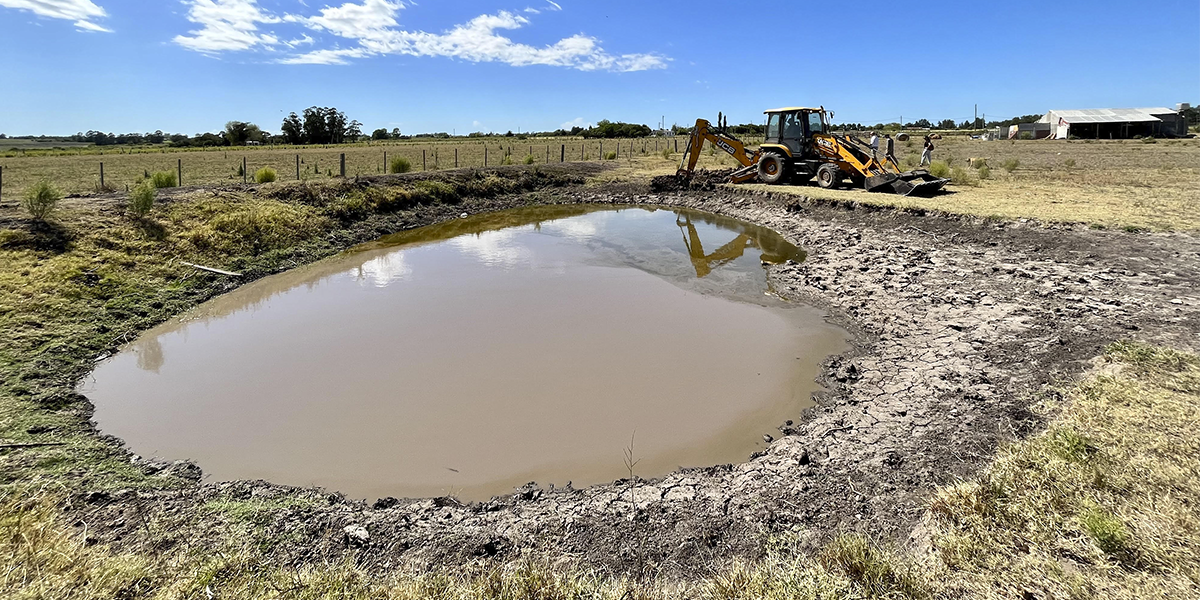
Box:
[865,169,949,197]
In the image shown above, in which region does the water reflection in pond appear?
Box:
[82,205,847,501]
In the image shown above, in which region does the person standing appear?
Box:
[920,135,934,166]
[869,131,880,154]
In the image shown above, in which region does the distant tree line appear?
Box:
[7,108,1111,147]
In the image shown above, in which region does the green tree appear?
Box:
[281,112,305,144]
[223,121,262,146]
[372,128,390,141]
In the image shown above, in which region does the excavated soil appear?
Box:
[68,180,1200,577]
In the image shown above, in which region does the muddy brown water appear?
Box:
[82,205,849,501]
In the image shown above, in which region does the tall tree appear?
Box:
[224,121,262,146]
[302,107,331,144]
[281,112,304,144]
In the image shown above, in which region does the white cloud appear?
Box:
[295,0,401,39]
[560,117,590,130]
[173,0,282,53]
[283,33,315,47]
[278,46,366,65]
[173,0,667,72]
[0,0,110,32]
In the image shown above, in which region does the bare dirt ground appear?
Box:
[65,177,1200,578]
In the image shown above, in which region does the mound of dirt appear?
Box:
[650,169,735,192]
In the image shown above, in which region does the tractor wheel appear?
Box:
[757,153,787,184]
[816,163,842,189]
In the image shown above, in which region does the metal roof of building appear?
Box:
[1041,108,1176,124]
[764,107,823,113]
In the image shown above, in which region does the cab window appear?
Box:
[783,114,803,138]
[766,114,781,139]
[807,112,825,134]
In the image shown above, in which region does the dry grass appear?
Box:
[0,138,663,201]
[927,341,1200,598]
[619,137,1200,231]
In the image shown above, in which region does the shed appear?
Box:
[1040,108,1186,139]
[1007,123,1052,139]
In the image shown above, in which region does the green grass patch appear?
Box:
[176,200,330,256]
[253,167,277,184]
[127,181,156,218]
[150,171,177,189]
[389,156,412,174]
[22,180,62,220]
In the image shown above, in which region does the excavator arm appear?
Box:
[676,118,762,183]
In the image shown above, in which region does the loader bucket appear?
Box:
[865,169,949,197]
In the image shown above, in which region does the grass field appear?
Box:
[618,136,1200,231]
[0,137,680,200]
[1,136,1198,598]
[6,135,1194,232]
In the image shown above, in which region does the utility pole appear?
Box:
[974,104,978,129]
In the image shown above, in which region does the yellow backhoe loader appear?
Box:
[675,107,948,196]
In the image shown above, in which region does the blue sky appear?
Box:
[1,0,1197,136]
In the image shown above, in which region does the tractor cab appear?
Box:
[762,107,830,159]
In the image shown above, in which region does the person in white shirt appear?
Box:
[869,132,880,158]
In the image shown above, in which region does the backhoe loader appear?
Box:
[675,107,948,196]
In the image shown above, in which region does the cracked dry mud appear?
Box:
[72,184,1200,576]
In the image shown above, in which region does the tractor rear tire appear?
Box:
[816,163,842,189]
[757,153,786,184]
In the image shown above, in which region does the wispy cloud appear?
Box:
[173,0,281,52]
[173,0,668,72]
[0,0,110,32]
[560,117,591,130]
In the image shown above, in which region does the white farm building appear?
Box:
[1039,107,1187,139]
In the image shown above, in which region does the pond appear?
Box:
[81,205,848,501]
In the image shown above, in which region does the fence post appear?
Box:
[455,148,459,168]
[242,157,247,184]
[561,144,565,162]
[100,162,105,189]
[383,151,387,174]
[340,153,346,178]
[0,165,3,201]
[296,155,300,180]
[485,146,488,166]
[423,149,427,171]
[600,141,603,160]
[178,158,182,187]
